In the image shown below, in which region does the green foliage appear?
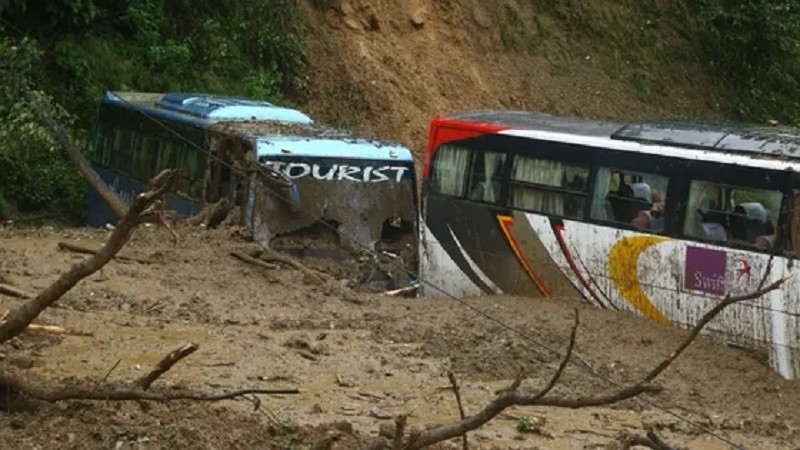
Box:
[0,38,87,223]
[516,416,533,434]
[0,0,307,223]
[696,0,800,123]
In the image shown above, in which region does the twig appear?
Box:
[393,415,407,450]
[103,359,122,382]
[0,283,33,299]
[24,324,93,337]
[383,284,420,296]
[57,241,152,264]
[230,251,281,270]
[447,371,468,450]
[531,309,579,401]
[0,369,299,403]
[619,430,680,450]
[137,343,198,391]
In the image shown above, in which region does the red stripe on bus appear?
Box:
[497,215,552,297]
[553,224,606,308]
[423,118,510,180]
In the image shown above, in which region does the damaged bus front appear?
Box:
[221,127,419,291]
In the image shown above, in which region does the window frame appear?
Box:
[587,167,672,235]
[506,153,591,220]
[676,161,793,255]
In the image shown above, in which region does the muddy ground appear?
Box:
[1,224,798,449]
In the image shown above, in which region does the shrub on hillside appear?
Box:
[696,0,800,124]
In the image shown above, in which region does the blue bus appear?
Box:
[87,92,419,286]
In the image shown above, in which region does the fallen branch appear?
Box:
[24,324,93,337]
[0,170,177,343]
[619,431,681,450]
[447,371,468,450]
[0,283,33,299]
[57,241,152,264]
[0,369,299,403]
[231,251,280,271]
[137,343,199,391]
[383,284,419,297]
[25,89,128,219]
[258,248,325,285]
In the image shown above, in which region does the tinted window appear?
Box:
[509,156,589,219]
[591,168,669,233]
[683,180,783,250]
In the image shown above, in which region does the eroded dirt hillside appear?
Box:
[299,0,730,155]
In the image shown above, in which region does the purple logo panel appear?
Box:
[684,245,727,296]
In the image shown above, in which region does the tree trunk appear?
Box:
[23,90,128,219]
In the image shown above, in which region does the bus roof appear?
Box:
[256,136,414,162]
[444,110,800,165]
[102,91,314,126]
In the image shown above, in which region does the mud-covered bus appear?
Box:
[419,111,800,379]
[87,92,418,288]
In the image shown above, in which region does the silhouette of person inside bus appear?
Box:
[631,188,665,233]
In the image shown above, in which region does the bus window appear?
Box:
[683,180,783,250]
[509,156,589,219]
[467,151,506,203]
[109,128,134,175]
[131,135,160,181]
[591,168,669,233]
[432,144,471,197]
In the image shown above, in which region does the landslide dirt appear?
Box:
[1,224,798,449]
[299,0,732,157]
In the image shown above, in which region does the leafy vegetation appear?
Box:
[695,0,800,124]
[0,0,307,223]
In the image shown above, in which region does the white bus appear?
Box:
[419,111,800,379]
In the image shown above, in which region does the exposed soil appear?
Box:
[298,0,733,158]
[1,224,798,449]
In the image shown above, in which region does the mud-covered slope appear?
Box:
[299,0,730,156]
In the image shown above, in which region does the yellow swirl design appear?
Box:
[608,236,671,325]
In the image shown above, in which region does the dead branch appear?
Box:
[393,415,408,450]
[383,284,420,297]
[258,248,325,285]
[447,372,468,450]
[231,251,281,271]
[24,89,128,219]
[530,308,579,401]
[0,283,32,299]
[24,324,93,337]
[642,275,790,383]
[0,170,177,343]
[57,241,152,264]
[0,368,298,403]
[619,431,681,450]
[136,343,199,391]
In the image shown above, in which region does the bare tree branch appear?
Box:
[642,275,790,383]
[619,430,681,450]
[530,308,579,401]
[0,170,177,343]
[0,369,298,403]
[447,371,468,450]
[0,283,33,299]
[231,251,281,270]
[57,241,152,264]
[136,343,199,391]
[23,89,128,219]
